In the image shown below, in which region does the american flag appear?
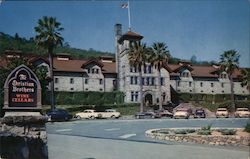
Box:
[121,3,128,9]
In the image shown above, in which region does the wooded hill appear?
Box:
[0,32,216,65]
[0,32,114,59]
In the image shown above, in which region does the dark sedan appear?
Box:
[47,109,73,122]
[194,108,206,118]
[135,112,155,119]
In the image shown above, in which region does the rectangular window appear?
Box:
[55,78,58,83]
[144,64,147,73]
[161,77,165,85]
[142,78,145,85]
[177,81,180,87]
[99,79,103,85]
[200,82,203,87]
[189,82,192,87]
[130,77,133,84]
[88,68,91,73]
[85,79,88,84]
[135,92,139,101]
[134,76,138,85]
[151,77,155,85]
[131,91,134,101]
[70,78,74,84]
[130,66,133,72]
[221,83,224,88]
[211,83,214,87]
[92,69,95,73]
[146,77,150,85]
[96,69,99,74]
[148,65,152,74]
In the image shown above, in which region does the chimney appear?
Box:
[115,23,122,39]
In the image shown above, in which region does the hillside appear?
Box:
[0,32,114,59]
[0,32,217,65]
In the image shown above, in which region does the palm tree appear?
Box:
[240,69,250,92]
[148,42,170,110]
[128,41,148,112]
[219,50,240,112]
[34,16,64,111]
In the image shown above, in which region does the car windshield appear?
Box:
[237,108,249,111]
[217,109,227,111]
[196,110,204,113]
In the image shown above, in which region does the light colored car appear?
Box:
[173,109,190,119]
[75,109,100,119]
[98,109,121,119]
[235,108,250,118]
[215,108,229,118]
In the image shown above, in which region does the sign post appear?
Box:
[3,64,42,111]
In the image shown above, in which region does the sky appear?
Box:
[0,0,249,67]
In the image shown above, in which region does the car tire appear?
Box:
[111,115,116,119]
[90,116,95,119]
[76,115,81,119]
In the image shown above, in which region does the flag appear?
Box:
[121,3,128,9]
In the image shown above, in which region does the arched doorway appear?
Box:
[144,93,153,107]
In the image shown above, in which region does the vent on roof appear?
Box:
[100,56,115,63]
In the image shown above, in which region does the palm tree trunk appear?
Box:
[229,75,235,112]
[158,68,163,110]
[48,48,55,111]
[139,66,143,113]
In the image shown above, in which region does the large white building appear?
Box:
[1,24,249,106]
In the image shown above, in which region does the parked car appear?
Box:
[135,111,155,119]
[173,108,191,119]
[97,109,121,119]
[234,108,250,118]
[215,108,229,118]
[75,109,100,119]
[47,109,73,122]
[194,108,206,118]
[154,110,173,118]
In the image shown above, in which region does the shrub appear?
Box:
[186,129,196,133]
[201,124,212,131]
[244,123,250,133]
[174,129,187,134]
[218,129,236,135]
[197,130,211,135]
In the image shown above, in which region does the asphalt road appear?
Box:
[46,118,250,159]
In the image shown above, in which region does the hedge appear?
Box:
[177,93,250,103]
[44,91,124,105]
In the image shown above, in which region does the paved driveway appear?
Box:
[47,118,249,159]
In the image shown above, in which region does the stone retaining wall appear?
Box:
[145,128,250,147]
[0,115,48,159]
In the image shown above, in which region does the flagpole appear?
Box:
[128,1,131,31]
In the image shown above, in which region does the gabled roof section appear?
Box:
[81,59,104,69]
[102,62,116,74]
[53,58,87,72]
[173,65,194,73]
[29,57,49,65]
[118,31,143,44]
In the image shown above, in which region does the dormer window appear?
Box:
[181,71,189,77]
[220,73,227,79]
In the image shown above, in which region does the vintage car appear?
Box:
[194,108,206,118]
[154,110,173,118]
[75,109,100,119]
[47,109,73,122]
[234,108,250,118]
[97,109,121,119]
[173,108,191,119]
[215,108,229,118]
[135,111,156,119]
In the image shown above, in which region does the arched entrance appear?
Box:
[144,93,153,107]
